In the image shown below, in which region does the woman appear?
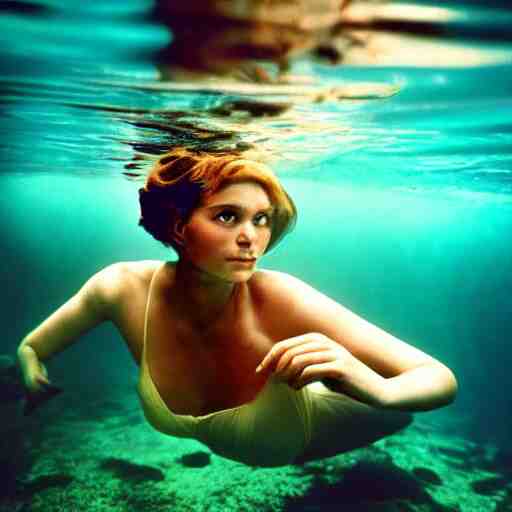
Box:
[17,148,458,467]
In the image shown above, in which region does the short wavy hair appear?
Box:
[138,147,297,255]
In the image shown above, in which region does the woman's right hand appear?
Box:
[23,359,51,394]
[17,345,50,393]
[17,345,63,415]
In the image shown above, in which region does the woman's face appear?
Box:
[177,181,274,282]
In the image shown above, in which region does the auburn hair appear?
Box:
[138,147,297,254]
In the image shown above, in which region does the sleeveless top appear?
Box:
[137,262,412,466]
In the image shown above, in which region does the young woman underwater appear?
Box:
[17,148,458,467]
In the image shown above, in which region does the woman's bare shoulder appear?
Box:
[117,259,166,278]
[251,269,324,338]
[252,268,345,317]
[94,260,166,297]
[254,268,308,287]
[252,268,312,304]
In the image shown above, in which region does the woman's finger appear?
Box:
[274,341,328,373]
[256,333,326,372]
[276,351,335,382]
[36,375,51,386]
[37,361,48,377]
[289,361,342,390]
[256,336,306,372]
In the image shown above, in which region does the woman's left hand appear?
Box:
[255,332,355,390]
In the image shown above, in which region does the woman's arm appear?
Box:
[376,361,458,411]
[257,270,458,412]
[17,263,123,393]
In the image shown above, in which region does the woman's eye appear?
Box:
[215,211,271,226]
[216,211,237,224]
[254,214,270,226]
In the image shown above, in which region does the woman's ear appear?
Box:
[172,218,186,247]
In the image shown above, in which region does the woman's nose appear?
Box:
[237,222,256,244]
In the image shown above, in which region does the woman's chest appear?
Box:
[114,265,304,416]
[145,300,277,414]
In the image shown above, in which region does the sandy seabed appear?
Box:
[2,389,510,512]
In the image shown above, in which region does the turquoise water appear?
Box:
[2,1,512,510]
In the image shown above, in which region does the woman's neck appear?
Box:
[172,259,243,331]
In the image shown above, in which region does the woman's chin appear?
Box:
[196,262,256,283]
[227,268,256,282]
